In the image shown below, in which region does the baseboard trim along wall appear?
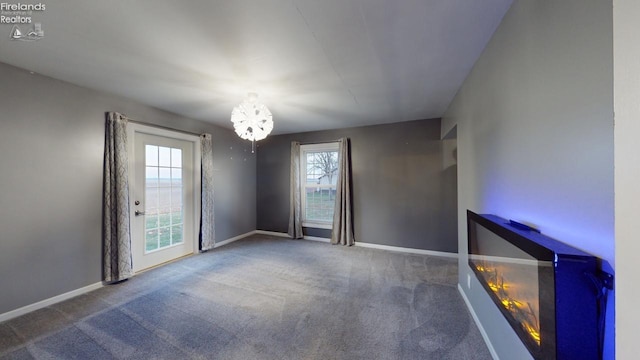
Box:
[255,230,330,243]
[255,230,458,258]
[355,241,458,258]
[0,230,256,323]
[0,282,104,323]
[213,230,257,248]
[255,230,290,238]
[256,230,330,242]
[303,236,331,243]
[458,284,499,360]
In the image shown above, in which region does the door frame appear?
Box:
[127,123,201,272]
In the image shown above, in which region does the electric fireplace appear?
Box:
[467,210,601,360]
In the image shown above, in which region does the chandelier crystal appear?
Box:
[230,93,273,143]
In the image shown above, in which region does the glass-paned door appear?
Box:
[132,132,195,272]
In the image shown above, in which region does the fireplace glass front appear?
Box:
[470,222,553,355]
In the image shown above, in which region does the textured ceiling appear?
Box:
[0,0,512,134]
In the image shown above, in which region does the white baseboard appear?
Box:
[355,241,458,259]
[256,230,328,242]
[0,282,103,323]
[303,236,331,243]
[458,284,499,360]
[214,230,257,248]
[255,230,290,238]
[254,230,457,258]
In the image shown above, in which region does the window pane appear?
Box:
[171,148,182,168]
[171,187,182,207]
[171,168,182,186]
[158,212,171,227]
[159,168,171,185]
[146,145,158,166]
[146,167,158,187]
[145,187,158,211]
[171,211,183,225]
[159,146,171,167]
[145,229,159,252]
[305,186,335,222]
[145,214,159,229]
[305,151,338,187]
[171,225,183,245]
[158,227,171,247]
[158,187,171,208]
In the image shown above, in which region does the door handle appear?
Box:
[135,210,146,216]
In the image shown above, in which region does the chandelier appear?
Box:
[230,93,273,152]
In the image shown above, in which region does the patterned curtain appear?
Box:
[331,138,355,246]
[103,112,133,282]
[288,141,303,239]
[200,133,215,251]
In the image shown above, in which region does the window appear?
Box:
[144,145,184,252]
[300,142,340,229]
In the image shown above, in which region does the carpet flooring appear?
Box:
[0,235,492,359]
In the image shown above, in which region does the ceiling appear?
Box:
[0,0,513,134]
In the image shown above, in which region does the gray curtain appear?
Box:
[103,112,133,282]
[288,141,303,239]
[331,138,355,246]
[200,133,215,251]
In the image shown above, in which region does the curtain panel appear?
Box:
[288,141,303,239]
[331,138,355,246]
[199,133,215,251]
[103,112,133,282]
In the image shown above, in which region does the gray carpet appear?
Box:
[0,235,492,359]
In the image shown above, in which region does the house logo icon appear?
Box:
[10,23,44,41]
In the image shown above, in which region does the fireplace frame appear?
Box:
[467,210,599,360]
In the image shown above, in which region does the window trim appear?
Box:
[300,142,340,229]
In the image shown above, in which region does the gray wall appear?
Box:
[0,62,256,315]
[257,119,458,253]
[442,0,614,358]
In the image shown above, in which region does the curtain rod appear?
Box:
[299,139,342,145]
[127,118,203,137]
